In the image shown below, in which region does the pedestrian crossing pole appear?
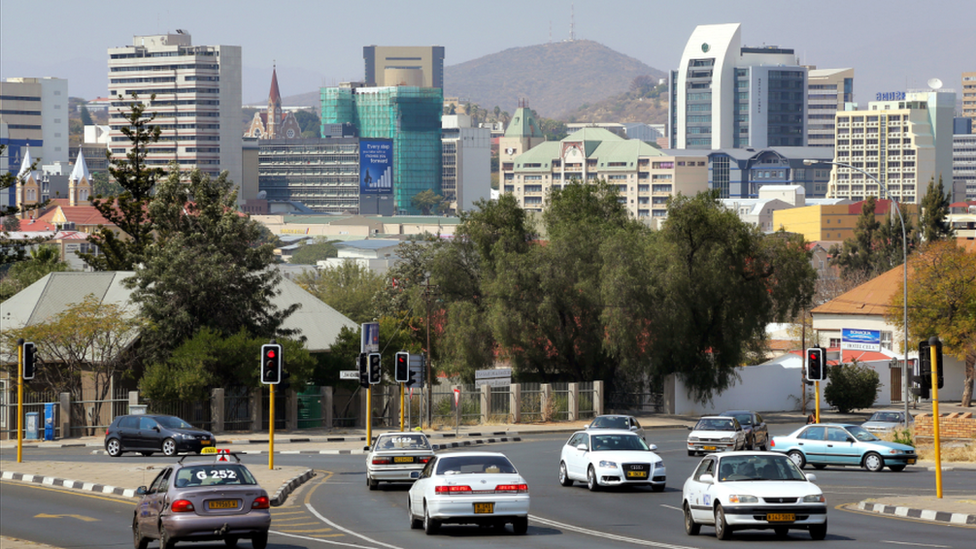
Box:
[929,337,942,498]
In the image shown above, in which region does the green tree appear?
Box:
[0,245,71,301]
[79,94,164,271]
[830,197,883,283]
[91,170,123,198]
[918,175,954,243]
[410,189,444,215]
[823,361,881,413]
[294,109,321,138]
[127,168,297,362]
[295,261,385,324]
[289,239,339,265]
[2,294,143,434]
[887,241,976,407]
[80,105,94,126]
[2,215,20,232]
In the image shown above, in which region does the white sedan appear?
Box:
[682,451,828,540]
[407,451,529,535]
[365,432,433,490]
[558,430,666,491]
[686,416,747,456]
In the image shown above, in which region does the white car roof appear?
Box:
[574,429,640,436]
[435,450,509,459]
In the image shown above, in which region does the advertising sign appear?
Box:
[841,328,881,351]
[359,139,393,194]
[361,322,380,353]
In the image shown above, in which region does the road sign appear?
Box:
[361,322,379,353]
[475,368,511,387]
[340,370,359,380]
[453,387,460,407]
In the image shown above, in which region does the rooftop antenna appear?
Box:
[549,21,552,43]
[927,77,943,90]
[570,4,576,41]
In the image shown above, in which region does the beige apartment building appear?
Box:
[807,68,854,148]
[828,91,956,204]
[363,46,445,89]
[107,32,242,194]
[963,71,976,122]
[502,127,708,221]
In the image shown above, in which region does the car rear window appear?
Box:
[375,434,431,451]
[174,464,257,488]
[696,419,735,431]
[591,416,629,429]
[436,455,517,475]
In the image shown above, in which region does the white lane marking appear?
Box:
[530,515,700,549]
[880,542,951,548]
[306,502,405,549]
[660,504,683,511]
[272,530,378,548]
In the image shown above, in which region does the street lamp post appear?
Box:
[803,159,909,423]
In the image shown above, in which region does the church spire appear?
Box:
[70,148,90,183]
[269,65,282,106]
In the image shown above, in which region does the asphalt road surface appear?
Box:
[3,424,975,549]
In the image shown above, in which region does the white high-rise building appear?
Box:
[107,32,242,193]
[441,114,490,213]
[669,23,807,150]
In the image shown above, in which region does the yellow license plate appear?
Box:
[907,458,916,464]
[208,500,238,510]
[394,456,414,463]
[473,503,494,514]
[703,446,716,451]
[626,471,648,478]
[766,513,795,522]
[200,440,211,445]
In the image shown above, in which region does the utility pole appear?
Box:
[423,277,438,429]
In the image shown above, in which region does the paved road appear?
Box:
[4,424,973,548]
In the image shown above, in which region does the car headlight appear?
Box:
[688,437,699,442]
[173,433,188,439]
[888,449,904,455]
[598,460,618,469]
[722,437,733,442]
[728,495,758,503]
[803,494,826,503]
[653,461,664,469]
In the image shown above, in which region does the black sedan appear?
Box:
[105,414,216,457]
[719,410,769,451]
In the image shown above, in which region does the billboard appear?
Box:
[841,328,881,351]
[361,322,380,353]
[359,139,393,194]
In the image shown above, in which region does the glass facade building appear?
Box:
[322,85,443,214]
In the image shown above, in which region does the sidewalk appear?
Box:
[2,409,974,544]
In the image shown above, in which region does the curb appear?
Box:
[857,500,976,526]
[432,436,521,450]
[270,468,315,507]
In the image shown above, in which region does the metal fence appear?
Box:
[147,396,213,431]
[224,387,252,432]
[2,388,59,438]
[489,385,511,423]
[520,382,543,423]
[70,387,129,437]
[606,391,664,415]
[578,381,596,420]
[550,382,570,421]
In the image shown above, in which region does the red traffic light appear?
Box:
[267,349,276,358]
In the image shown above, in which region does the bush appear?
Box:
[823,361,881,413]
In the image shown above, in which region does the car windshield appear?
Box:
[591,416,629,429]
[174,464,257,488]
[696,418,736,431]
[717,455,806,482]
[436,455,517,475]
[846,426,880,442]
[157,416,194,429]
[728,413,752,426]
[868,412,903,423]
[590,434,649,452]
[375,434,431,451]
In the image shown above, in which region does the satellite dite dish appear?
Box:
[927,78,943,90]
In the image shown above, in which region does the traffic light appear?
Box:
[806,347,825,381]
[919,338,944,390]
[22,341,36,380]
[261,344,282,384]
[279,370,292,392]
[358,353,369,388]
[408,354,425,389]
[395,352,410,383]
[368,353,382,385]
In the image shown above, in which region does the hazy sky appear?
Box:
[2,0,972,109]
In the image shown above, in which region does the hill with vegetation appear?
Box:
[566,77,669,124]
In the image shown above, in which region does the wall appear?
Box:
[673,360,810,415]
[914,412,976,441]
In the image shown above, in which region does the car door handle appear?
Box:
[798,443,804,446]
[827,444,834,447]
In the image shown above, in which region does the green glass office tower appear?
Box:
[322,85,443,214]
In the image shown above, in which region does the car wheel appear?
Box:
[863,452,884,472]
[586,466,600,491]
[683,502,700,535]
[787,450,806,469]
[512,516,528,535]
[809,519,827,540]
[687,450,696,457]
[251,532,268,549]
[133,517,148,549]
[758,438,768,452]
[714,504,732,540]
[774,526,789,538]
[367,475,378,491]
[812,464,826,470]
[423,502,439,535]
[162,438,177,457]
[223,536,238,548]
[558,462,573,487]
[106,438,122,458]
[747,435,755,450]
[409,498,422,529]
[160,524,176,549]
[888,464,906,472]
[651,483,665,493]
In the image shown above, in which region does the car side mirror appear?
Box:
[583,423,590,429]
[699,474,714,484]
[847,437,856,443]
[136,486,147,496]
[576,444,588,452]
[153,426,160,432]
[363,446,370,452]
[805,473,817,482]
[648,444,658,451]
[687,426,694,430]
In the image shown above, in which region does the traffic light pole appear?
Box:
[400,383,405,432]
[814,381,821,424]
[929,338,942,498]
[366,386,372,444]
[17,339,24,463]
[269,384,275,470]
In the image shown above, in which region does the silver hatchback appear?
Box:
[133,453,271,549]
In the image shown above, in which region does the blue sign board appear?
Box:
[875,91,906,101]
[841,328,881,351]
[359,139,393,195]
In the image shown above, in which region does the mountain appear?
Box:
[444,39,666,120]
